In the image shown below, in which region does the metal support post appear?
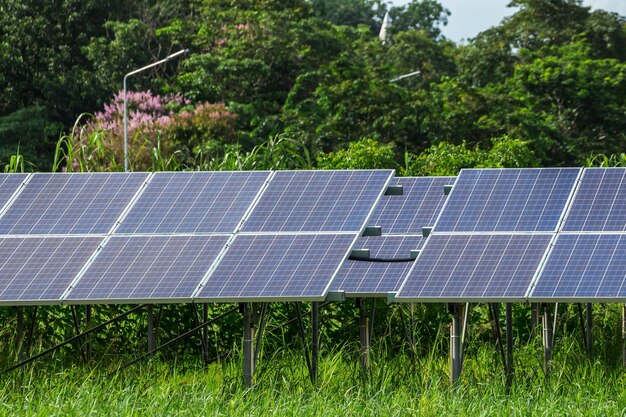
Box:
[622,304,626,368]
[542,304,553,380]
[505,303,514,389]
[147,305,156,356]
[531,303,538,331]
[85,305,92,362]
[586,303,593,360]
[202,304,209,364]
[358,298,370,374]
[16,307,24,362]
[242,303,256,388]
[450,303,463,385]
[311,301,319,384]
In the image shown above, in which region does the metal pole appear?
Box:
[505,303,514,389]
[122,49,188,172]
[586,303,593,360]
[202,304,209,364]
[16,307,24,362]
[85,305,92,362]
[542,304,553,380]
[242,303,255,388]
[622,304,626,368]
[531,303,538,331]
[311,301,319,384]
[358,298,370,374]
[147,305,156,356]
[450,304,463,385]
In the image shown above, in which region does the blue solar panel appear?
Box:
[563,168,626,231]
[367,177,453,234]
[0,173,148,235]
[0,237,102,303]
[66,235,230,301]
[117,171,269,234]
[241,170,393,232]
[435,169,580,232]
[530,234,626,300]
[0,174,28,212]
[330,236,422,295]
[196,234,356,300]
[396,234,552,300]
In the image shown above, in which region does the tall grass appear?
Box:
[0,337,624,416]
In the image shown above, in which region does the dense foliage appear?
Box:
[1,0,624,172]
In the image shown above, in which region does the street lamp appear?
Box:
[123,49,189,172]
[389,70,421,83]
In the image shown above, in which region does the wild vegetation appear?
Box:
[1,0,626,413]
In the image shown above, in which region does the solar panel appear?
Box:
[117,171,269,234]
[0,173,148,235]
[0,174,28,212]
[562,168,626,231]
[435,169,580,232]
[367,177,454,234]
[330,236,422,296]
[0,236,102,303]
[396,234,552,301]
[196,234,356,300]
[241,170,393,232]
[65,235,230,302]
[530,234,626,301]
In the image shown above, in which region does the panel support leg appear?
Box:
[311,301,319,385]
[505,303,514,390]
[357,298,370,375]
[449,303,464,386]
[531,303,538,332]
[586,303,593,361]
[201,304,209,364]
[622,304,626,368]
[147,305,156,357]
[85,305,92,362]
[542,304,553,381]
[16,307,24,362]
[242,303,256,388]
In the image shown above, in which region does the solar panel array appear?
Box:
[396,168,582,302]
[3,167,626,306]
[330,177,454,296]
[0,170,394,305]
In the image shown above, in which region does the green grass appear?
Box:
[1,338,625,416]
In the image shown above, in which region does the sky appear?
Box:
[394,1,626,43]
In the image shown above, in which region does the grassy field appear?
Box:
[1,336,624,416]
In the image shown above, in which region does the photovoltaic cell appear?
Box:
[396,234,552,300]
[66,235,230,301]
[117,171,269,234]
[241,170,393,232]
[367,177,453,234]
[531,234,626,300]
[0,236,102,303]
[330,236,422,295]
[0,174,28,211]
[197,234,356,300]
[0,173,148,235]
[563,168,626,231]
[435,169,580,232]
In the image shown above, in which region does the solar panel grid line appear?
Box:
[106,172,157,235]
[194,233,358,302]
[189,233,238,299]
[528,234,626,302]
[232,170,276,233]
[241,170,394,233]
[431,168,581,233]
[0,173,150,235]
[59,236,110,301]
[0,173,32,219]
[554,167,587,232]
[64,234,231,303]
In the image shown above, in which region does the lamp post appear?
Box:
[389,70,421,83]
[123,49,189,172]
